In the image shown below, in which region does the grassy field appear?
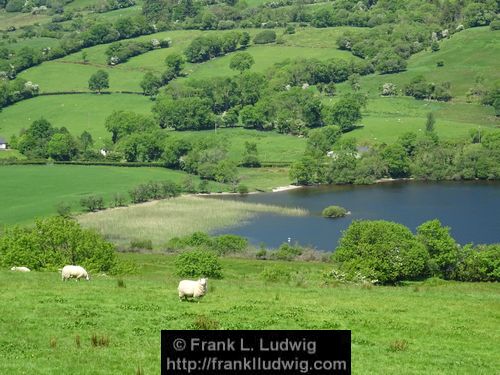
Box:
[351,27,500,100]
[0,94,152,144]
[0,165,225,225]
[168,128,306,163]
[78,195,306,247]
[342,97,498,144]
[0,253,498,374]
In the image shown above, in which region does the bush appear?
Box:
[452,244,499,282]
[436,60,444,67]
[175,250,223,279]
[0,217,117,272]
[56,202,72,218]
[490,19,500,31]
[213,234,248,255]
[253,30,276,44]
[416,219,459,279]
[271,243,303,261]
[322,205,348,218]
[167,232,248,256]
[129,180,181,203]
[237,184,249,195]
[130,239,153,251]
[80,196,105,212]
[332,220,429,284]
[260,265,292,282]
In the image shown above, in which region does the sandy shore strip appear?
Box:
[272,185,302,192]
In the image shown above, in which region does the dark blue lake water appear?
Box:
[207,181,500,251]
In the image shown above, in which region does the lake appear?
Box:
[208,181,500,251]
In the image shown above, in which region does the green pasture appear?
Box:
[19,61,145,93]
[0,94,152,143]
[0,254,499,374]
[0,164,213,225]
[341,97,498,144]
[0,9,51,29]
[355,27,500,100]
[168,128,306,164]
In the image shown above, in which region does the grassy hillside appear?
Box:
[0,94,152,144]
[0,165,221,225]
[0,254,498,374]
[352,27,500,100]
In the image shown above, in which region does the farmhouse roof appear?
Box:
[0,137,7,144]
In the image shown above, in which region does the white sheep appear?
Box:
[60,265,90,281]
[11,266,30,272]
[178,278,207,301]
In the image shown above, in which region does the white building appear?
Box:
[0,137,7,150]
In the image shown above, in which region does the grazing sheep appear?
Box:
[61,265,90,281]
[178,278,207,301]
[11,266,30,272]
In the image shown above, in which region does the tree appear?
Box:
[327,95,363,132]
[17,117,55,158]
[164,53,185,75]
[79,131,94,151]
[153,96,216,130]
[241,141,260,167]
[229,52,254,74]
[417,219,459,278]
[306,125,341,156]
[105,111,157,143]
[431,41,440,52]
[332,220,429,284]
[380,144,410,178]
[140,72,162,97]
[47,133,79,161]
[88,70,109,93]
[240,32,251,48]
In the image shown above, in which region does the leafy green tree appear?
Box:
[140,72,162,97]
[0,217,116,272]
[417,219,459,278]
[153,96,216,130]
[17,117,55,158]
[306,125,341,156]
[79,131,94,151]
[326,95,362,132]
[332,220,429,284]
[105,111,157,143]
[164,53,185,75]
[240,31,251,48]
[241,141,260,167]
[118,132,165,162]
[229,52,254,74]
[47,133,79,161]
[380,144,410,178]
[214,160,239,184]
[88,70,109,93]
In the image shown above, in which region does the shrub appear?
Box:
[0,217,117,272]
[112,193,127,207]
[490,19,500,31]
[175,250,223,279]
[260,265,292,282]
[129,180,181,203]
[80,195,105,212]
[436,60,444,67]
[214,234,248,255]
[271,243,303,261]
[130,239,153,251]
[253,30,276,44]
[322,205,348,218]
[332,220,429,284]
[284,25,296,34]
[56,202,72,218]
[237,184,249,194]
[452,244,499,282]
[416,219,459,278]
